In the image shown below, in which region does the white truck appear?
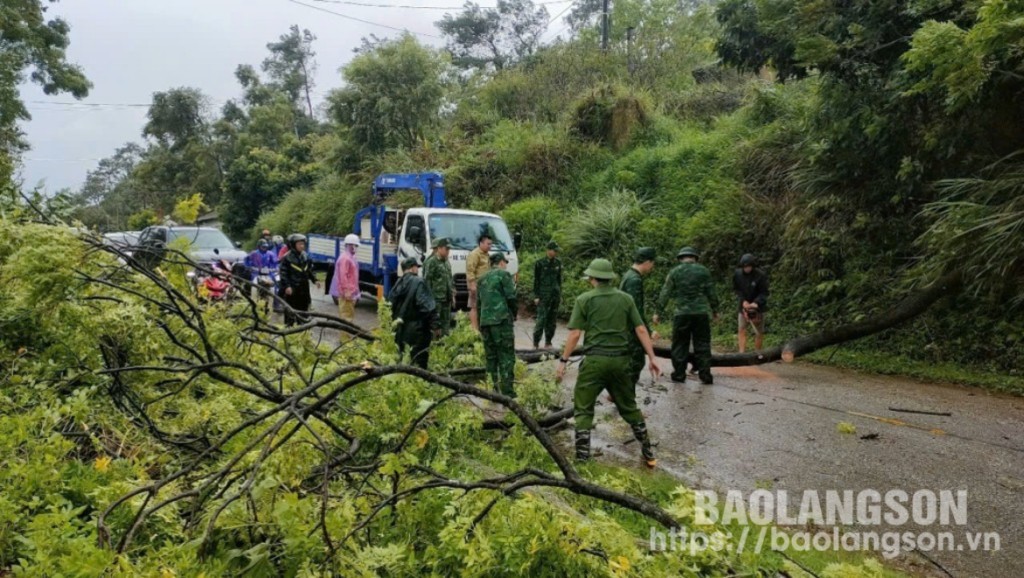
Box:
[307,172,520,308]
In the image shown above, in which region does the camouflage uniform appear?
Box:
[619,269,651,385]
[389,259,439,369]
[568,258,655,465]
[477,253,518,397]
[658,248,719,384]
[423,239,455,335]
[532,242,562,348]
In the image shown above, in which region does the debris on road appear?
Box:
[888,406,953,416]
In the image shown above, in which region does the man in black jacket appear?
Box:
[732,253,769,352]
[279,234,319,326]
[388,257,440,369]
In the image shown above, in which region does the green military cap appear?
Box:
[431,237,450,249]
[402,256,420,269]
[676,246,700,259]
[546,240,560,251]
[489,252,508,265]
[582,258,618,280]
[634,247,656,263]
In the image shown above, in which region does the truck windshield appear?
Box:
[168,229,234,250]
[428,214,514,252]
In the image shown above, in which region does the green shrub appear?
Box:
[568,85,652,151]
[563,189,653,263]
[255,174,369,241]
[500,197,563,252]
[663,82,746,124]
[445,121,592,208]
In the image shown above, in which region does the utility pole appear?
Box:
[626,26,635,76]
[601,0,610,51]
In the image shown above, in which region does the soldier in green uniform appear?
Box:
[532,241,562,349]
[423,237,455,336]
[477,252,518,397]
[556,258,661,468]
[619,247,660,387]
[658,247,719,385]
[388,257,439,369]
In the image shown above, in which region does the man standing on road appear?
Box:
[733,253,769,353]
[465,233,492,332]
[658,246,718,385]
[620,247,660,387]
[423,237,455,336]
[279,234,319,327]
[389,257,439,369]
[478,252,518,397]
[331,234,361,323]
[557,258,661,468]
[532,241,563,349]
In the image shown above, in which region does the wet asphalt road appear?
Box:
[311,293,1024,578]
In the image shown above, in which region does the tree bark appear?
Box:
[515,270,962,367]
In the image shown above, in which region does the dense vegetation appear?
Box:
[1,0,1023,572]
[2,195,904,575]
[30,0,1018,382]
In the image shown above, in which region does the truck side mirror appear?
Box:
[408,226,424,246]
[513,231,523,251]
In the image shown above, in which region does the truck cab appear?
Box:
[308,172,520,309]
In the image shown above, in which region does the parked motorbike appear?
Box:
[189,259,235,303]
[253,266,281,314]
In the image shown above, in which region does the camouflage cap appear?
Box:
[489,252,508,265]
[401,256,420,269]
[431,237,450,249]
[546,240,560,251]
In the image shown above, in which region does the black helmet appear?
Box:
[257,239,270,250]
[739,253,757,267]
[287,233,307,249]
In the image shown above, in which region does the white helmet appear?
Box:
[344,234,360,246]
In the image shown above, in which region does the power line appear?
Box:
[307,0,572,9]
[286,0,444,38]
[540,1,575,41]
[28,100,151,108]
[25,157,107,163]
[545,0,575,25]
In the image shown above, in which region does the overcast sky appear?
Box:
[17,0,569,193]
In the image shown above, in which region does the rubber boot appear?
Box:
[575,429,591,461]
[630,422,657,468]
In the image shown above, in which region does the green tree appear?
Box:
[171,192,205,225]
[714,0,806,81]
[327,35,447,154]
[0,0,91,182]
[71,142,144,230]
[262,24,317,117]
[220,129,318,237]
[436,0,549,70]
[143,87,209,150]
[137,88,225,210]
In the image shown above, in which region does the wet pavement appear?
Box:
[310,293,1024,578]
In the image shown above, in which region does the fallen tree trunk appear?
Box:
[496,272,963,431]
[515,270,962,367]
